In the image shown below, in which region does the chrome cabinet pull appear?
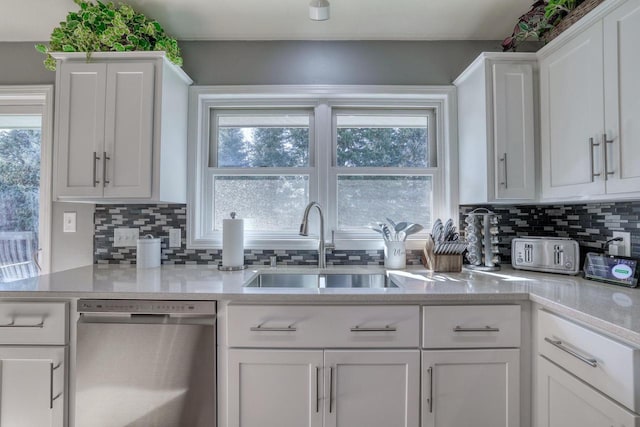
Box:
[92,152,101,186]
[50,361,63,409]
[544,337,598,368]
[589,138,601,182]
[0,320,45,328]
[350,325,396,332]
[453,326,500,332]
[249,324,297,332]
[315,366,320,413]
[499,153,508,188]
[603,133,615,179]
[329,366,334,413]
[103,152,111,185]
[427,366,433,413]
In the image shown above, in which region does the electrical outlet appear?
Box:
[63,212,76,233]
[169,228,182,248]
[613,231,631,257]
[114,228,139,247]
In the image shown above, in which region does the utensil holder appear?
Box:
[384,241,406,269]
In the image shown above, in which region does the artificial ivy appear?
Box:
[35,0,182,71]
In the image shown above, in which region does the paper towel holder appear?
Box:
[218,211,248,271]
[218,264,248,271]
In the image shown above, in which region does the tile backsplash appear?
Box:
[95,201,640,266]
[94,204,423,266]
[460,202,640,263]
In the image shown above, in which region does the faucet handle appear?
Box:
[325,230,336,251]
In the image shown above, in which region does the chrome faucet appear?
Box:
[299,201,333,269]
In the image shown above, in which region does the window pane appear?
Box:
[213,175,309,231]
[336,112,433,167]
[215,112,311,168]
[337,175,432,230]
[0,121,41,283]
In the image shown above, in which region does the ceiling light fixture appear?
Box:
[309,0,330,21]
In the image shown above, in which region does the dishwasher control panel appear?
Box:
[78,299,216,314]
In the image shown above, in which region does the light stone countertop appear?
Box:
[2,264,640,345]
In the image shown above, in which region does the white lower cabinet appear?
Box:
[325,350,420,427]
[0,346,66,427]
[227,348,419,427]
[421,349,520,427]
[536,356,639,427]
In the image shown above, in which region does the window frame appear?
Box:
[0,86,54,274]
[188,86,458,250]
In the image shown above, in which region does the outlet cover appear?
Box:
[612,231,631,257]
[63,212,76,233]
[114,228,139,247]
[169,228,182,248]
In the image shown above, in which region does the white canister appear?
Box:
[384,241,406,269]
[137,235,161,268]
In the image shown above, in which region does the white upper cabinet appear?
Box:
[539,0,640,201]
[603,0,640,195]
[52,52,192,203]
[456,53,537,204]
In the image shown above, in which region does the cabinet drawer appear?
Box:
[227,305,419,348]
[538,309,640,412]
[422,305,521,348]
[0,302,68,345]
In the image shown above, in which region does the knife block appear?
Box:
[422,246,463,272]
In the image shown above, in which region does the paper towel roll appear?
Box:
[222,217,244,267]
[137,236,161,269]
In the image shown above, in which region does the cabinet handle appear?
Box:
[589,138,601,182]
[427,366,433,413]
[249,324,297,332]
[49,362,62,409]
[544,337,598,368]
[329,366,334,414]
[603,133,615,179]
[92,152,101,186]
[103,152,110,185]
[350,325,396,332]
[0,319,44,328]
[499,153,508,188]
[453,326,500,332]
[315,366,320,413]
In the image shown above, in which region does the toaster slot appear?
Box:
[524,243,533,263]
[553,245,563,265]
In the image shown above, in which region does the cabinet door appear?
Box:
[536,356,639,427]
[324,350,419,427]
[227,349,323,427]
[603,0,640,195]
[103,62,155,198]
[55,62,106,198]
[0,346,65,427]
[540,22,606,199]
[422,349,520,427]
[492,62,536,200]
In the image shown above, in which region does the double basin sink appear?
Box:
[245,272,399,289]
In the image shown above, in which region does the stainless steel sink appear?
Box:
[245,272,398,288]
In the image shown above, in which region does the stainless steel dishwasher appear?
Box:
[76,299,216,427]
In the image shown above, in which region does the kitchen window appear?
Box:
[188,86,456,250]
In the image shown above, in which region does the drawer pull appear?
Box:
[350,325,396,332]
[544,337,598,368]
[250,324,297,332]
[0,320,45,328]
[453,326,500,332]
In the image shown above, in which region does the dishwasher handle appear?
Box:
[78,312,216,326]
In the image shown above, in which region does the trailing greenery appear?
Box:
[545,0,579,26]
[35,0,182,71]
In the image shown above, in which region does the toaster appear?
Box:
[511,237,580,275]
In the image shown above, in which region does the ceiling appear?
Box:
[0,0,532,41]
